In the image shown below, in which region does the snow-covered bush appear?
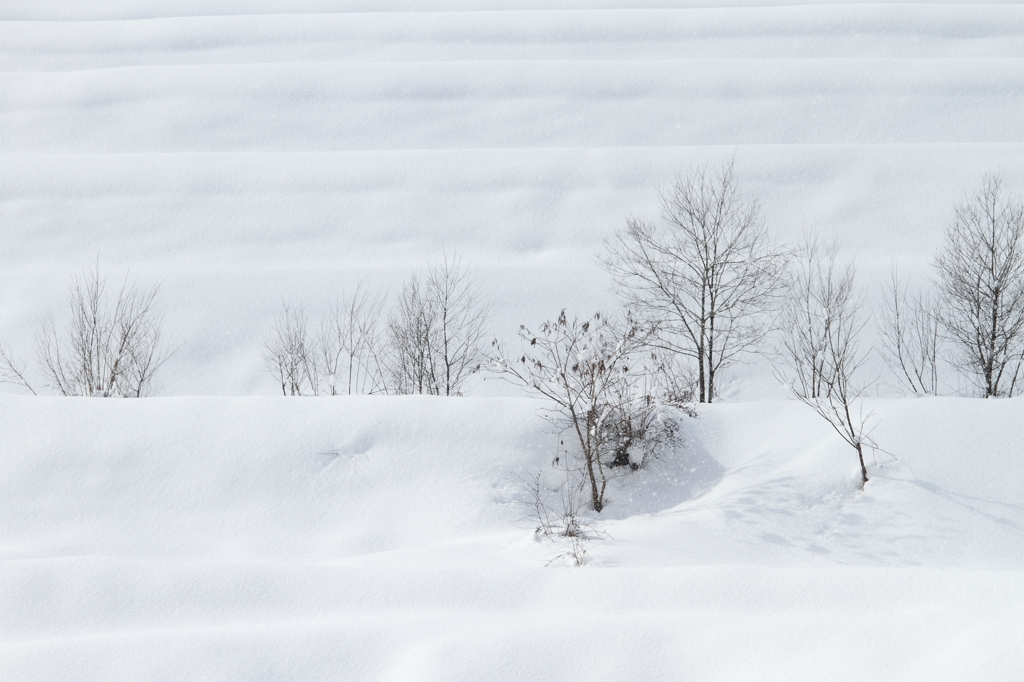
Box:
[602,392,689,471]
[495,310,691,512]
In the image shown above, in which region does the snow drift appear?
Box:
[2,395,1023,680]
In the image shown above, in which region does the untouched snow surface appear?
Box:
[3,2,1024,395]
[3,2,1024,679]
[2,395,1024,680]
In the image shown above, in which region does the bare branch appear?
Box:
[877,266,943,395]
[0,342,36,395]
[318,282,387,395]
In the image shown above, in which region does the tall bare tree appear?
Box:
[877,266,942,396]
[934,174,1024,397]
[35,265,170,397]
[776,239,873,488]
[602,160,787,403]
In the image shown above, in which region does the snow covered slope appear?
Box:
[3,2,1024,394]
[3,3,1024,679]
[2,395,1023,680]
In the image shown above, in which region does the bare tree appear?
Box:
[384,254,488,396]
[428,254,489,396]
[258,256,486,398]
[317,283,386,395]
[877,266,942,396]
[263,303,314,396]
[777,238,856,399]
[493,311,652,512]
[385,274,438,395]
[934,174,1024,397]
[602,160,787,403]
[776,240,873,489]
[0,342,36,394]
[35,265,170,397]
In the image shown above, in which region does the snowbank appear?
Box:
[2,395,1023,679]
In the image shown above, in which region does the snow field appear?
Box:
[4,565,1023,680]
[3,3,1024,395]
[3,2,1024,678]
[2,395,1023,679]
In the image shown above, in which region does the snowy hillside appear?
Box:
[3,2,1024,394]
[2,395,1023,679]
[3,2,1024,680]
